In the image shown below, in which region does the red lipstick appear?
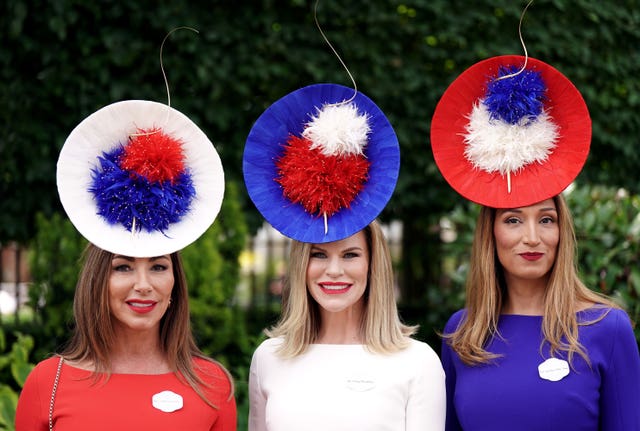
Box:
[126,299,157,314]
[520,252,543,261]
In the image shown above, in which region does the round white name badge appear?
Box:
[152,390,184,412]
[538,357,570,382]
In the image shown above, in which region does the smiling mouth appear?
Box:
[126,300,157,313]
[319,282,352,294]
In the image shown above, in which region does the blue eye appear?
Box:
[310,251,326,259]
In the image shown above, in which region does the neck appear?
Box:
[109,328,170,374]
[316,305,364,344]
[502,276,547,316]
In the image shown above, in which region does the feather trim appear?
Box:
[484,66,547,125]
[276,135,370,217]
[302,103,370,156]
[89,145,195,233]
[120,128,187,184]
[464,102,559,175]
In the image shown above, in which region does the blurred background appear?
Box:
[1,0,639,428]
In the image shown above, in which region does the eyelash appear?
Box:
[504,216,556,224]
[113,264,130,272]
[112,263,169,272]
[309,252,360,259]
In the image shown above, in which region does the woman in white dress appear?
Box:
[249,221,446,431]
[243,83,446,431]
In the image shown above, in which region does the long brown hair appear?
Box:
[267,220,416,357]
[444,195,620,365]
[61,243,233,406]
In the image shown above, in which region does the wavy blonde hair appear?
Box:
[267,220,416,357]
[61,243,233,407]
[444,194,621,365]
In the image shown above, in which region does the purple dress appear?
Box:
[441,307,640,430]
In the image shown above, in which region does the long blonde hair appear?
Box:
[267,220,416,357]
[444,195,620,365]
[61,243,233,407]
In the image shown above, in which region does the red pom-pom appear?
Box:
[120,128,186,183]
[276,135,370,217]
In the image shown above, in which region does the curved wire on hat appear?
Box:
[127,26,200,238]
[130,26,199,139]
[313,0,358,107]
[494,0,535,192]
[496,0,534,83]
[313,0,363,232]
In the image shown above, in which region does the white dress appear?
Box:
[249,337,446,431]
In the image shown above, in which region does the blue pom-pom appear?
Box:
[483,66,547,125]
[89,146,196,233]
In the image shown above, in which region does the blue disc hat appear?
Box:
[243,83,399,243]
[57,100,225,257]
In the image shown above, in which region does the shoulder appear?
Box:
[191,357,235,412]
[250,337,285,371]
[404,338,440,361]
[193,357,232,387]
[579,306,632,331]
[392,339,444,372]
[193,356,229,375]
[28,355,63,380]
[443,309,467,333]
[579,306,638,356]
[252,337,283,359]
[399,339,445,379]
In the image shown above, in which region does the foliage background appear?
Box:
[1,0,639,429]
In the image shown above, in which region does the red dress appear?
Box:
[16,356,236,430]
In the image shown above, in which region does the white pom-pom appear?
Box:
[463,102,559,175]
[302,103,370,156]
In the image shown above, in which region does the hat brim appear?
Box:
[431,55,590,208]
[57,100,224,257]
[243,83,399,243]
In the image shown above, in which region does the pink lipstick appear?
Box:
[319,282,351,295]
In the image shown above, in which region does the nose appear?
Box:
[134,269,153,293]
[325,256,344,277]
[523,220,541,245]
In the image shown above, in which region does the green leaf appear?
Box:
[0,385,18,430]
[10,362,33,388]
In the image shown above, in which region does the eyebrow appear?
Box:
[501,207,557,213]
[310,246,364,253]
[112,255,169,261]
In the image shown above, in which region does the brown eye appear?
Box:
[113,264,131,272]
[152,264,169,271]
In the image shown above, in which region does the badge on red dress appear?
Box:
[152,390,184,412]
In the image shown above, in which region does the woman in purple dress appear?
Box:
[440,196,639,430]
[430,55,640,430]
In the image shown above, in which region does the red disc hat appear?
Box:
[430,55,590,208]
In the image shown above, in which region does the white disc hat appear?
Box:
[57,100,225,257]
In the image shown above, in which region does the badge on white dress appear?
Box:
[152,390,184,412]
[538,357,569,382]
[346,375,376,392]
